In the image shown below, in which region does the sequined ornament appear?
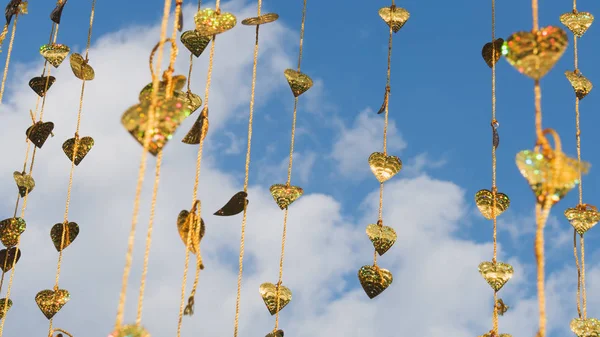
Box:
[50,222,79,251]
[138,75,187,101]
[108,325,151,337]
[35,288,70,319]
[475,189,510,219]
[503,26,568,80]
[176,210,205,254]
[496,298,509,315]
[560,11,594,38]
[516,149,588,207]
[214,191,248,216]
[478,261,514,291]
[368,152,402,183]
[121,98,192,156]
[26,121,54,148]
[358,265,393,299]
[366,223,397,256]
[194,8,237,36]
[5,0,26,25]
[0,247,21,272]
[283,69,313,97]
[50,0,67,24]
[13,171,35,197]
[378,5,410,33]
[0,217,26,248]
[29,76,56,97]
[62,136,94,165]
[180,30,211,57]
[69,53,95,81]
[565,205,600,235]
[241,13,279,25]
[565,70,592,100]
[481,38,504,68]
[570,318,600,337]
[182,91,202,113]
[39,43,70,68]
[0,298,12,319]
[182,106,209,144]
[269,184,303,210]
[265,330,284,337]
[259,282,292,315]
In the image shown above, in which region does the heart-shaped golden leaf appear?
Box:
[109,325,151,337]
[0,298,12,319]
[13,171,35,197]
[176,210,205,254]
[26,121,54,149]
[138,75,187,101]
[259,282,292,315]
[194,8,237,36]
[571,318,600,337]
[481,38,504,68]
[283,69,313,97]
[39,43,70,68]
[35,288,70,319]
[560,12,594,38]
[478,261,514,291]
[0,217,26,248]
[475,189,510,219]
[366,224,397,256]
[62,136,94,165]
[179,91,202,113]
[503,26,568,80]
[565,205,600,235]
[378,5,410,33]
[368,152,402,183]
[121,98,191,156]
[241,13,279,26]
[180,30,211,57]
[0,247,21,272]
[565,70,592,100]
[182,106,209,144]
[28,76,56,97]
[69,53,95,80]
[50,222,80,251]
[269,184,303,210]
[358,265,393,299]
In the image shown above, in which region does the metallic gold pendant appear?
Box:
[241,13,279,26]
[481,38,504,68]
[28,76,56,97]
[0,299,12,319]
[565,70,592,100]
[283,69,313,97]
[194,8,237,36]
[62,136,94,165]
[138,75,187,101]
[176,209,205,254]
[358,265,393,299]
[69,53,95,81]
[35,288,70,319]
[214,191,248,216]
[0,247,21,272]
[564,204,600,235]
[0,217,26,248]
[26,121,54,148]
[378,5,410,33]
[40,43,70,68]
[50,222,79,251]
[265,330,284,337]
[13,171,35,197]
[259,282,292,315]
[570,318,600,337]
[478,261,514,291]
[475,189,510,219]
[182,106,209,144]
[368,152,402,183]
[269,184,303,210]
[366,223,397,256]
[560,11,594,38]
[180,30,211,57]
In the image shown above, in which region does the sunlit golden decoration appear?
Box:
[12,171,34,197]
[357,0,409,300]
[39,43,70,67]
[259,282,292,315]
[560,0,598,332]
[69,53,95,80]
[0,0,28,104]
[34,288,70,319]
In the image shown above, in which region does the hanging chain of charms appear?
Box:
[558,0,600,335]
[476,1,514,337]
[112,0,187,335]
[0,0,69,333]
[0,0,28,103]
[258,1,311,336]
[356,0,408,300]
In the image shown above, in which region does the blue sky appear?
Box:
[2,0,600,336]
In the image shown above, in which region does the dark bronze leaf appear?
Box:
[177,9,183,32]
[50,0,67,24]
[50,222,79,251]
[492,121,499,149]
[377,86,389,114]
[26,121,54,148]
[5,0,20,25]
[0,247,21,272]
[182,107,208,144]
[214,191,248,216]
[481,38,504,68]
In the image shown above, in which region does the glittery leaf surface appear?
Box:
[13,171,34,197]
[121,98,191,156]
[241,13,279,25]
[26,121,54,149]
[35,288,70,319]
[214,191,248,216]
[269,184,303,210]
[358,265,393,299]
[565,70,592,100]
[194,8,237,36]
[50,222,79,251]
[570,318,600,337]
[50,0,67,24]
[182,106,208,144]
[565,206,600,235]
[259,282,292,315]
[378,5,410,33]
[0,298,12,319]
[62,136,94,165]
[69,53,95,81]
[475,189,510,219]
[138,75,187,101]
[176,210,205,254]
[503,26,568,80]
[482,38,504,68]
[366,223,397,256]
[180,30,211,57]
[108,325,151,337]
[40,43,70,68]
[29,76,56,97]
[265,330,284,337]
[0,247,21,272]
[0,217,26,248]
[560,11,594,38]
[283,69,313,97]
[478,261,514,291]
[368,152,402,183]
